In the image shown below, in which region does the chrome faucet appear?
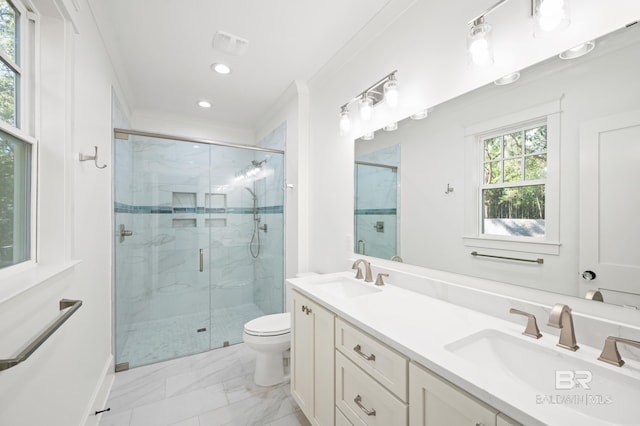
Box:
[547,304,579,351]
[352,259,373,283]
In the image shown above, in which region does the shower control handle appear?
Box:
[199,249,204,272]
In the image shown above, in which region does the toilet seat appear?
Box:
[244,312,291,337]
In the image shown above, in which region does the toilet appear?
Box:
[243,312,291,386]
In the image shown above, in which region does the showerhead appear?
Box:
[244,187,257,200]
[251,159,266,168]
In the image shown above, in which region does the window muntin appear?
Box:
[0,128,30,268]
[481,123,547,238]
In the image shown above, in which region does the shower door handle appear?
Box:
[199,249,204,272]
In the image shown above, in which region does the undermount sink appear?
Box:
[445,329,640,425]
[313,278,382,299]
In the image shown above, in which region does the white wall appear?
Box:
[0,0,129,424]
[305,0,640,282]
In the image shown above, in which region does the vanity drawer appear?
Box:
[335,318,408,401]
[336,351,408,426]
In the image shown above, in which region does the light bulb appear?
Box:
[468,19,494,67]
[211,63,231,74]
[384,76,399,108]
[339,108,351,134]
[359,95,373,121]
[534,0,570,36]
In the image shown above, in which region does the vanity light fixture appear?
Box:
[339,106,351,134]
[383,73,399,108]
[468,16,494,67]
[211,62,231,74]
[359,95,374,121]
[338,70,398,131]
[197,100,212,108]
[558,40,595,59]
[467,0,571,67]
[494,71,521,85]
[533,0,570,37]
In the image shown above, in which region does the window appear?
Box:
[0,0,34,270]
[481,123,547,238]
[463,101,560,255]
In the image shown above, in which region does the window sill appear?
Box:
[463,236,560,255]
[0,260,82,305]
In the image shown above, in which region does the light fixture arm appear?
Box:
[468,0,513,25]
[340,70,398,110]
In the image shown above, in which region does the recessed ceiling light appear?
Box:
[494,72,521,85]
[383,122,398,131]
[559,41,595,60]
[211,63,231,74]
[197,100,212,108]
[410,109,429,120]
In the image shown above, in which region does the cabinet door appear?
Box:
[409,363,496,426]
[314,300,336,426]
[291,291,336,426]
[292,291,315,419]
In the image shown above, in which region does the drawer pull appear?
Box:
[353,344,375,361]
[354,395,376,416]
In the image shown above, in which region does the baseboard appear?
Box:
[81,354,115,426]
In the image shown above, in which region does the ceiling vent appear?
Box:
[212,31,249,56]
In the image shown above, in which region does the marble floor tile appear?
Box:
[100,343,308,426]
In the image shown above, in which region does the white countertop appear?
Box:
[287,271,640,426]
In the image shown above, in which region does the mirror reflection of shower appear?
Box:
[239,160,269,258]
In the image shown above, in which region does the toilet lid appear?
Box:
[244,312,291,336]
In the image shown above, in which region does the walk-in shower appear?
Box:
[113,129,285,369]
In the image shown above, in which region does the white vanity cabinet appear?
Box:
[291,290,336,426]
[409,362,498,426]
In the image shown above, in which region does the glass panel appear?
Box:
[0,129,30,269]
[0,59,17,126]
[0,0,18,63]
[504,131,523,157]
[114,134,212,368]
[525,154,547,180]
[484,161,501,184]
[525,126,547,154]
[482,184,545,237]
[484,136,502,161]
[503,158,522,183]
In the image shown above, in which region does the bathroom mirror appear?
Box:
[354,23,640,307]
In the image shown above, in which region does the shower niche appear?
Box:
[113,130,285,369]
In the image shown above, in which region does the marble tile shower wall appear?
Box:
[355,145,399,260]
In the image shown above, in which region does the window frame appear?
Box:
[0,0,37,273]
[463,100,561,255]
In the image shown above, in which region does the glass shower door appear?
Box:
[114,133,212,369]
[114,130,286,369]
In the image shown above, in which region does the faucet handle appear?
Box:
[509,308,542,339]
[598,336,640,367]
[375,273,388,286]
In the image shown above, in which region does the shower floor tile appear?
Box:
[100,343,309,426]
[118,303,266,368]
